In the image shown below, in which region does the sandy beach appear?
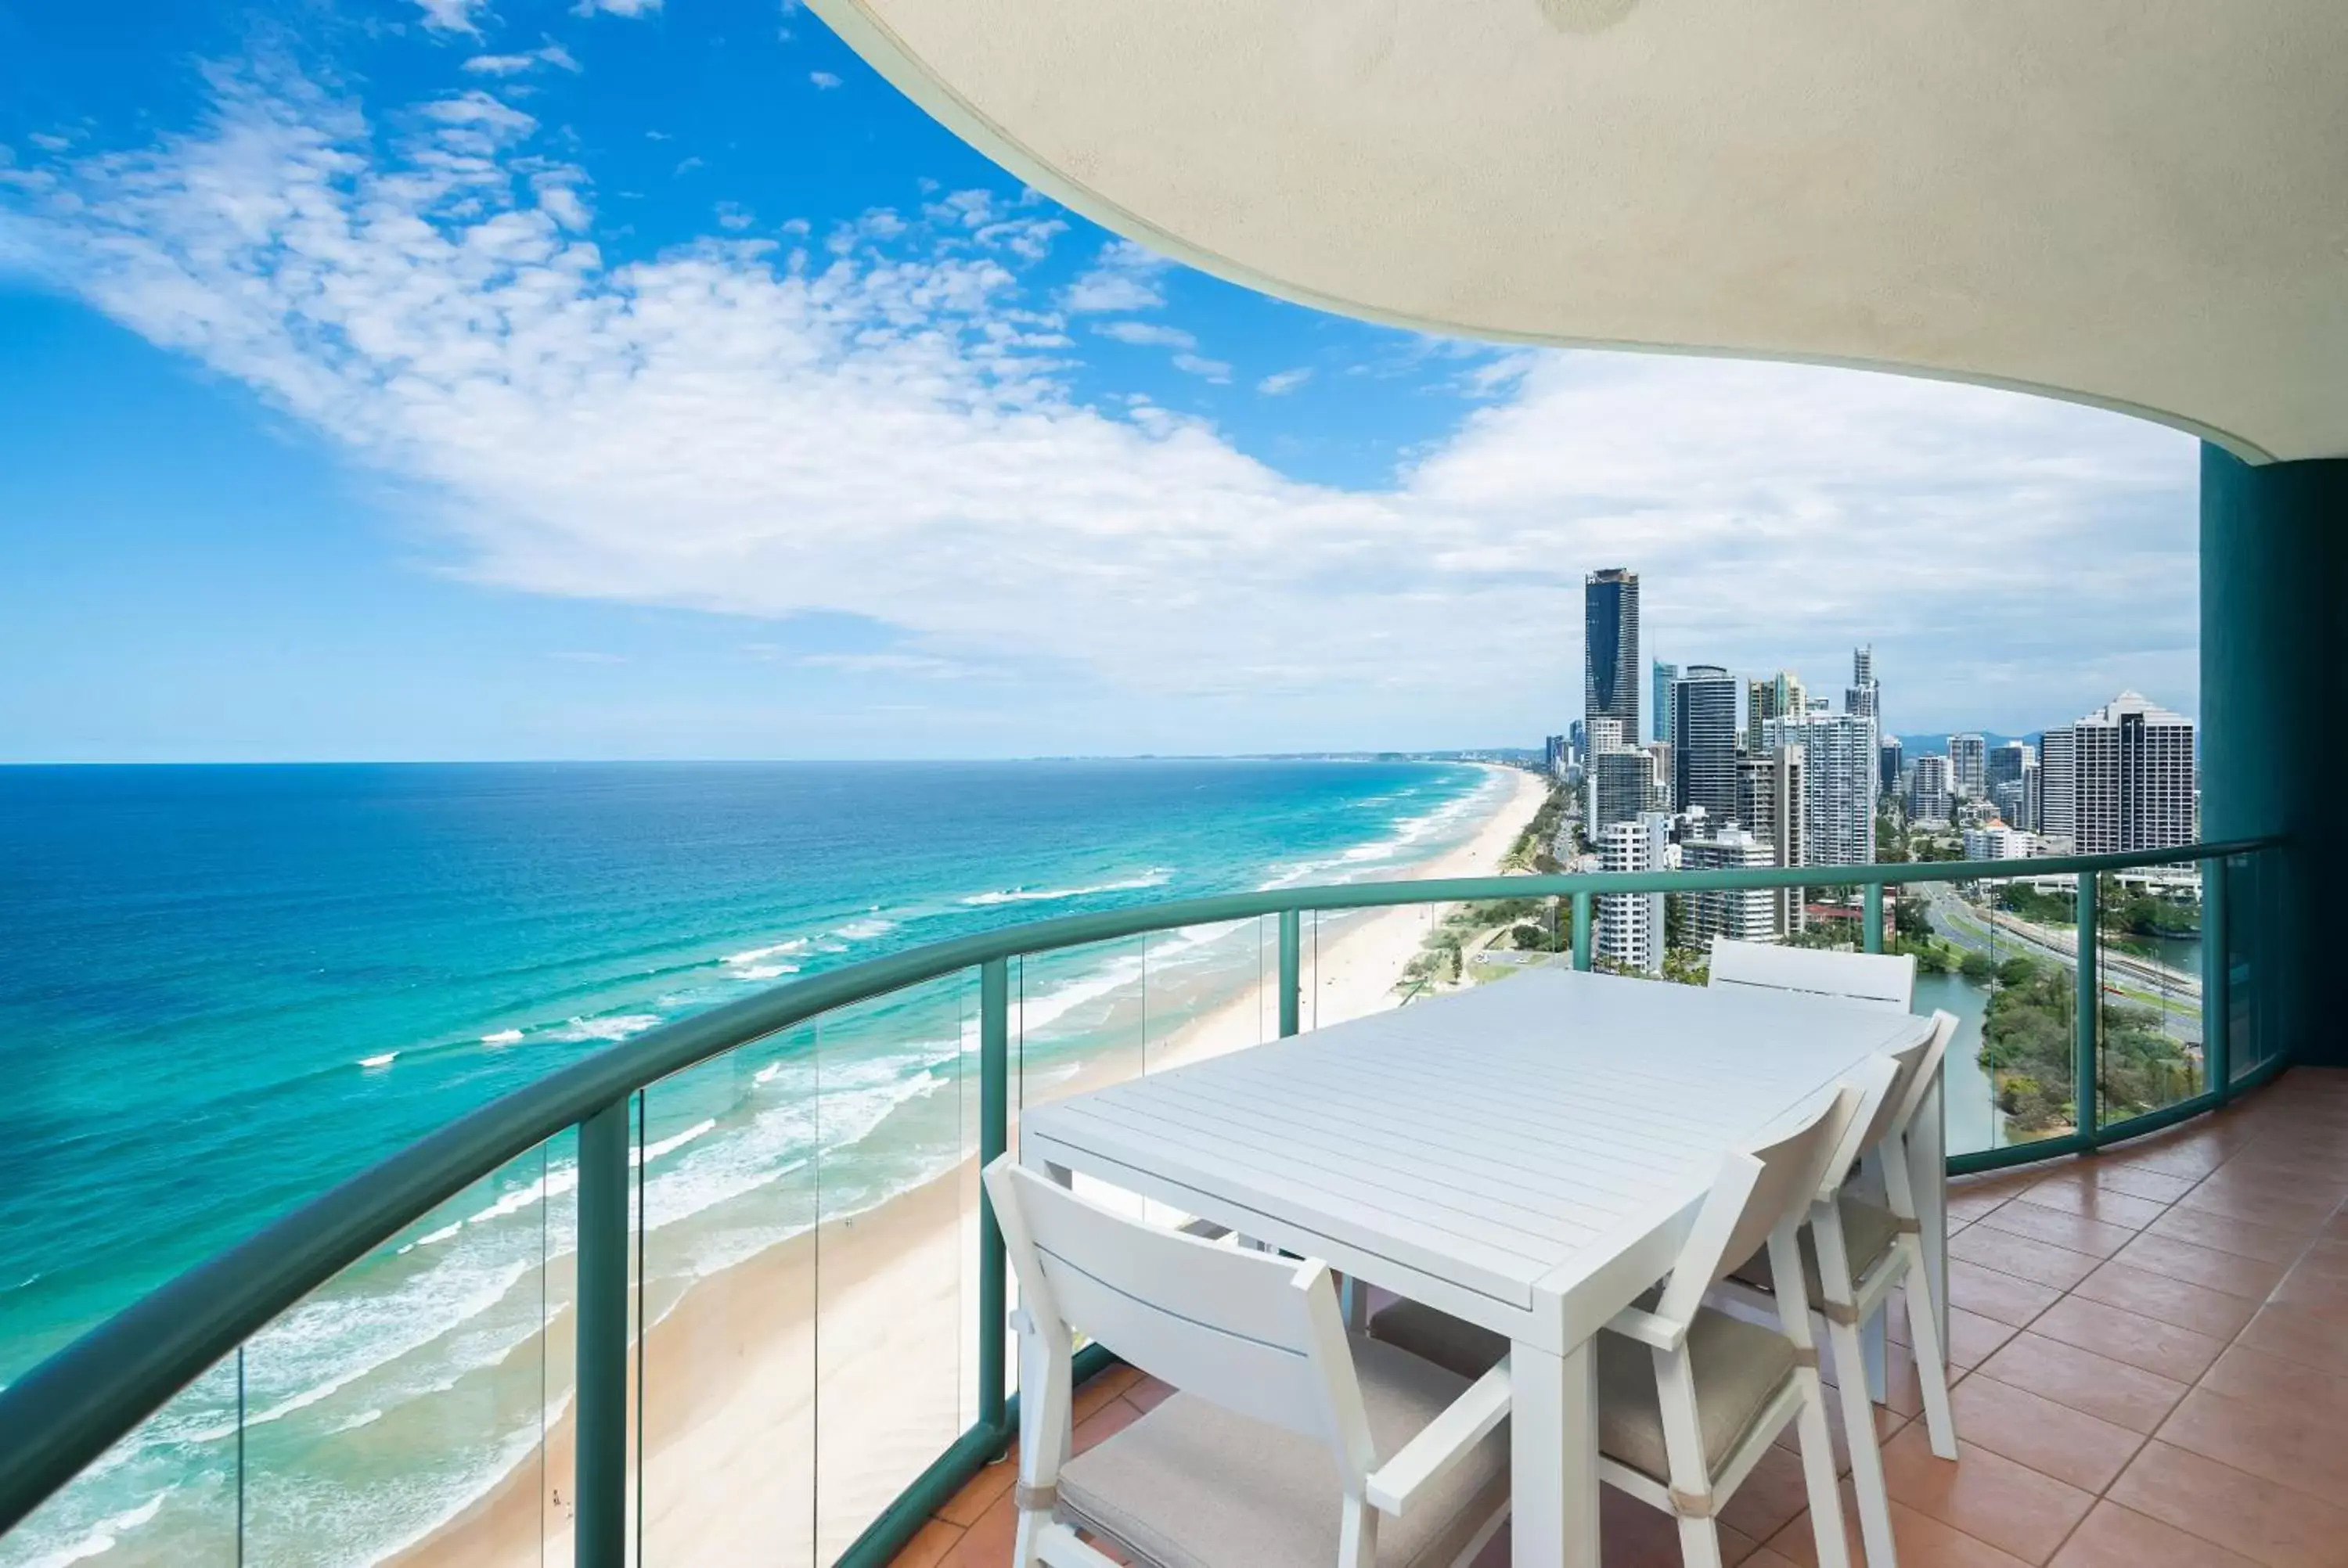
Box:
[402,764,1550,1566]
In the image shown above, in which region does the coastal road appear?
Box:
[1911,881,2202,1041]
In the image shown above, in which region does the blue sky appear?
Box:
[0,0,2202,761]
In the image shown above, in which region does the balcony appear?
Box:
[0,840,2320,1568]
[892,1066,2348,1568]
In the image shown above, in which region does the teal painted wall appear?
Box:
[2201,447,2348,1068]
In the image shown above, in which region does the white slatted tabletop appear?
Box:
[1018,965,1939,1568]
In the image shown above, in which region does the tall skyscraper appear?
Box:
[1597,812,1670,974]
[1584,718,1658,837]
[1748,671,1807,730]
[1878,737,1904,795]
[1948,733,1988,799]
[2039,728,2076,843]
[1846,646,1880,723]
[1651,659,1678,747]
[1909,754,1954,822]
[1737,744,1806,934]
[1543,733,1568,779]
[1584,568,1640,744]
[1671,664,1739,831]
[1987,740,2032,794]
[2039,693,2196,854]
[1762,708,1880,866]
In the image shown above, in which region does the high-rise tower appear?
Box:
[1584,569,1640,744]
[1671,664,1739,830]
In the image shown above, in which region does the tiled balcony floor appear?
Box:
[895,1068,2348,1568]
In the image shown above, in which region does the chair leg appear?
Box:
[1676,1512,1727,1568]
[1828,1317,1899,1568]
[1013,1508,1048,1568]
[1793,1368,1853,1568]
[1901,1250,1960,1459]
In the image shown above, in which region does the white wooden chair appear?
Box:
[1723,1012,1961,1568]
[1707,937,1916,1012]
[984,1154,1514,1568]
[1373,1081,1870,1568]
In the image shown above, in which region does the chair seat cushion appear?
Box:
[1057,1336,1507,1568]
[1372,1300,1796,1484]
[1729,1196,1903,1304]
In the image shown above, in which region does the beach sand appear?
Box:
[402,765,1550,1566]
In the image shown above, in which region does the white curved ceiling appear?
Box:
[808,0,2348,462]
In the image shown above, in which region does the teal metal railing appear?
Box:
[0,834,2288,1565]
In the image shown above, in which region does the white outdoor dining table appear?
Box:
[1018,964,1945,1568]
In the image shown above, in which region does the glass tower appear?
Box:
[1584,568,1640,743]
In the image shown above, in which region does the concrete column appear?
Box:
[2200,446,2348,1067]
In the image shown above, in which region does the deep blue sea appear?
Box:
[0,759,1502,1566]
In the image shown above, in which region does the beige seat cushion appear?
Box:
[1729,1196,1903,1304]
[1371,1300,1796,1484]
[1056,1336,1507,1568]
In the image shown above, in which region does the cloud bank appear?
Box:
[0,63,2199,742]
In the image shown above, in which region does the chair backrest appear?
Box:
[1709,938,1916,1012]
[1655,1081,1864,1323]
[1846,1009,1958,1171]
[984,1156,1373,1481]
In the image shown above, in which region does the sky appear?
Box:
[0,0,2203,762]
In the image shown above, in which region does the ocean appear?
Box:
[0,759,1506,1566]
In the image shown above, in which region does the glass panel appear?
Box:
[1014,937,1148,1111]
[2226,851,2271,1084]
[812,973,979,1563]
[2095,869,2206,1124]
[0,1354,241,1567]
[1896,876,1993,1159]
[240,1137,563,1566]
[1464,894,1568,989]
[1951,870,2077,1150]
[639,1027,819,1566]
[1140,913,1271,1077]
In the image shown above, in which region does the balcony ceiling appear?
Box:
[808,0,2348,462]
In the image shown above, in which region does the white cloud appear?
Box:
[463,44,581,76]
[1062,239,1169,314]
[0,66,2200,742]
[416,0,487,34]
[1258,368,1311,395]
[574,0,659,16]
[1095,321,1194,349]
[1172,352,1232,383]
[809,71,843,90]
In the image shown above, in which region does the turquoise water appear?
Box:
[0,760,1505,1566]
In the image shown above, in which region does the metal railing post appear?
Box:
[977,958,1010,1436]
[1278,910,1302,1037]
[1571,891,1593,972]
[2075,874,2100,1145]
[575,1097,631,1568]
[1863,883,1885,955]
[2204,858,2231,1102]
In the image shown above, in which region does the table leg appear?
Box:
[1911,1069,1950,1347]
[1512,1339,1600,1568]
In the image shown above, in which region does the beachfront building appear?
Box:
[1597,811,1670,974]
[2042,692,2199,856]
[1584,568,1640,746]
[1879,737,1903,797]
[1680,828,1777,944]
[1670,664,1738,831]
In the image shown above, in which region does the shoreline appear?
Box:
[398,764,1552,1566]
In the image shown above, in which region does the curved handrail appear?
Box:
[0,835,2278,1538]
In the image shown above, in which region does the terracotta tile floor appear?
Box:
[894,1069,2348,1568]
